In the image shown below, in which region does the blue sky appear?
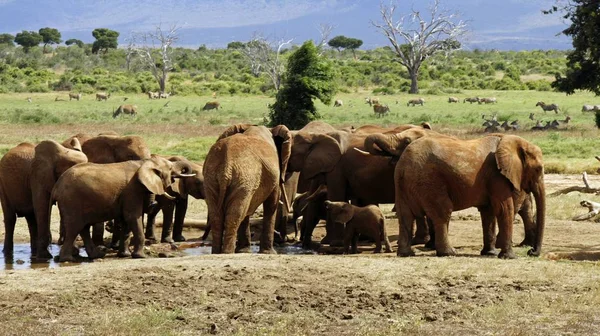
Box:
[0,0,571,50]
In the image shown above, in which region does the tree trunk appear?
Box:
[409,68,419,94]
[159,73,167,93]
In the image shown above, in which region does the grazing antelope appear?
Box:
[68,92,81,101]
[407,97,425,106]
[463,97,479,104]
[159,91,171,99]
[147,91,159,99]
[582,105,595,112]
[535,101,559,113]
[365,97,380,106]
[333,99,343,107]
[372,104,390,117]
[501,120,519,131]
[203,101,220,110]
[529,112,535,121]
[112,104,137,118]
[448,97,459,103]
[96,92,111,101]
[478,97,497,104]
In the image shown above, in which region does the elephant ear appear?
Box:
[68,138,82,152]
[138,160,166,195]
[217,124,255,141]
[302,133,343,180]
[271,125,292,183]
[496,135,543,191]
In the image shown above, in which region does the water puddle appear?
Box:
[182,242,317,256]
[0,241,316,270]
[0,244,88,270]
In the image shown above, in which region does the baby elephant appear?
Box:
[324,201,392,254]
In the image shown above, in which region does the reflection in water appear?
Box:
[0,244,87,270]
[0,242,316,271]
[183,243,317,256]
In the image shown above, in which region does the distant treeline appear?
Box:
[0,42,567,95]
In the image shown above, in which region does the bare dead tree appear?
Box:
[241,33,293,91]
[372,0,467,94]
[124,35,136,72]
[130,24,180,93]
[316,23,335,55]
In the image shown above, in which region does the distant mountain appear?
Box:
[0,0,571,51]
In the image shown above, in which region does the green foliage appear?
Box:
[549,0,600,95]
[92,28,119,54]
[0,33,14,46]
[503,65,522,82]
[227,41,244,49]
[38,27,62,52]
[328,35,363,54]
[65,39,84,48]
[269,41,337,129]
[14,31,42,52]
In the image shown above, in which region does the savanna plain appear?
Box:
[2,90,600,335]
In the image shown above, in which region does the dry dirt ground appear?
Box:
[1,174,600,335]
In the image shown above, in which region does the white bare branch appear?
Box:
[130,24,180,93]
[316,23,335,55]
[240,33,293,91]
[371,0,467,93]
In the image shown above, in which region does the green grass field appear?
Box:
[0,89,599,173]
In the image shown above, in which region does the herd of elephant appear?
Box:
[0,120,545,263]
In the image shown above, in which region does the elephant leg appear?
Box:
[259,190,278,254]
[479,206,498,256]
[342,226,352,254]
[160,202,175,243]
[127,215,146,259]
[396,203,416,257]
[236,216,251,253]
[201,215,211,241]
[351,233,359,254]
[274,202,288,244]
[301,201,320,249]
[58,217,65,245]
[117,220,132,258]
[2,210,16,258]
[517,195,536,247]
[421,194,454,257]
[80,225,105,260]
[221,193,251,254]
[24,213,38,256]
[495,199,516,259]
[172,198,188,242]
[58,221,78,263]
[144,202,162,243]
[412,216,430,245]
[92,222,105,247]
[33,193,53,260]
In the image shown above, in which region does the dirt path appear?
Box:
[1,174,600,335]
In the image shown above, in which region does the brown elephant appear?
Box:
[291,184,329,242]
[0,139,88,259]
[52,156,195,262]
[380,130,545,258]
[275,121,338,242]
[61,131,120,149]
[287,123,431,249]
[203,124,291,254]
[324,201,392,254]
[362,128,538,248]
[145,156,205,243]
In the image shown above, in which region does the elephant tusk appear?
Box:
[353,147,371,155]
[174,173,196,178]
[163,192,176,200]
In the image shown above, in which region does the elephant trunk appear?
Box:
[528,178,546,256]
[364,134,398,157]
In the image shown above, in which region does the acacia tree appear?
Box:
[328,35,363,58]
[14,31,42,52]
[545,1,600,95]
[38,27,62,53]
[92,28,119,54]
[65,38,84,48]
[130,24,179,93]
[241,33,293,91]
[268,41,337,129]
[372,0,466,93]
